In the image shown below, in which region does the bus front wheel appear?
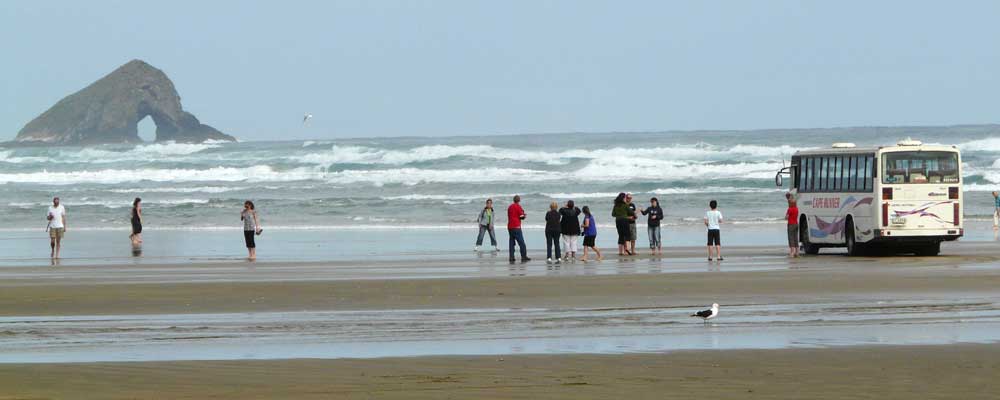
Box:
[845,220,863,256]
[800,219,820,255]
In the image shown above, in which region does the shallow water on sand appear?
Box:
[0,299,997,363]
[3,220,1000,267]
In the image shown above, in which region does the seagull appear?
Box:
[302,113,313,125]
[691,303,719,323]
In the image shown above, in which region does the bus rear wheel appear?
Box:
[914,242,941,256]
[800,219,820,255]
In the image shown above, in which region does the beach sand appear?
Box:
[1,243,999,398]
[0,345,996,399]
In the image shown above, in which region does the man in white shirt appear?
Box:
[47,197,67,259]
[704,200,723,261]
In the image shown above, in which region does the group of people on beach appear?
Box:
[43,197,263,260]
[475,193,727,263]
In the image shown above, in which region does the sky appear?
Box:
[2,1,999,141]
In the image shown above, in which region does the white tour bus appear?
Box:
[776,139,962,256]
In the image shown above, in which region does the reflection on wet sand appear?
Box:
[0,242,999,364]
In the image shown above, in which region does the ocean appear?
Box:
[3,126,1000,235]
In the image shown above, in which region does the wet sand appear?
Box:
[2,242,1000,397]
[0,344,997,399]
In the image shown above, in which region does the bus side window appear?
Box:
[808,157,815,192]
[797,159,804,190]
[864,155,874,191]
[842,156,851,191]
[836,156,844,191]
[856,155,863,191]
[849,156,858,192]
[829,156,840,192]
[828,157,837,192]
[818,157,827,192]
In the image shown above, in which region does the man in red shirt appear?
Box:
[507,195,530,263]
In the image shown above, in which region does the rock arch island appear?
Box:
[14,59,234,145]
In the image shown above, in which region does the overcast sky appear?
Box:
[3,1,999,140]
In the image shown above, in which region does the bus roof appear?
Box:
[793,143,959,157]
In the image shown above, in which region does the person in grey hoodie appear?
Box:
[475,198,498,252]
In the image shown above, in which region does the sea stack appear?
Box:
[14,59,234,145]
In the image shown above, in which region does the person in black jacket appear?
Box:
[544,201,562,263]
[640,197,664,255]
[558,200,582,260]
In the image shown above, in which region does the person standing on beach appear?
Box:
[241,200,262,260]
[612,193,632,256]
[507,195,529,263]
[129,197,143,246]
[704,200,723,261]
[580,206,603,261]
[545,202,562,263]
[993,192,1000,230]
[785,193,800,258]
[626,194,638,255]
[559,200,582,261]
[475,198,498,252]
[641,197,663,255]
[46,197,67,259]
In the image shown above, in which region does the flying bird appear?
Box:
[691,303,719,323]
[302,113,313,125]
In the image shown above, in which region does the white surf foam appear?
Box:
[8,198,211,209]
[109,186,248,194]
[0,166,323,185]
[298,143,805,168]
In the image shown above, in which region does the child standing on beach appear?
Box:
[704,200,723,261]
[580,206,602,261]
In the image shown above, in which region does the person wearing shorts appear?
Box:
[785,193,800,258]
[580,206,602,261]
[46,197,67,259]
[704,200,723,261]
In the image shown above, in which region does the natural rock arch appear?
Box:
[15,60,234,145]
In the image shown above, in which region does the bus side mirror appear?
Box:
[775,173,783,187]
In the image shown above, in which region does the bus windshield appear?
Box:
[882,151,959,184]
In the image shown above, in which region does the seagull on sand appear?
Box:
[691,303,719,323]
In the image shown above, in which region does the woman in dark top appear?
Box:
[641,197,664,255]
[544,201,562,263]
[559,200,581,260]
[611,192,633,256]
[129,197,142,246]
